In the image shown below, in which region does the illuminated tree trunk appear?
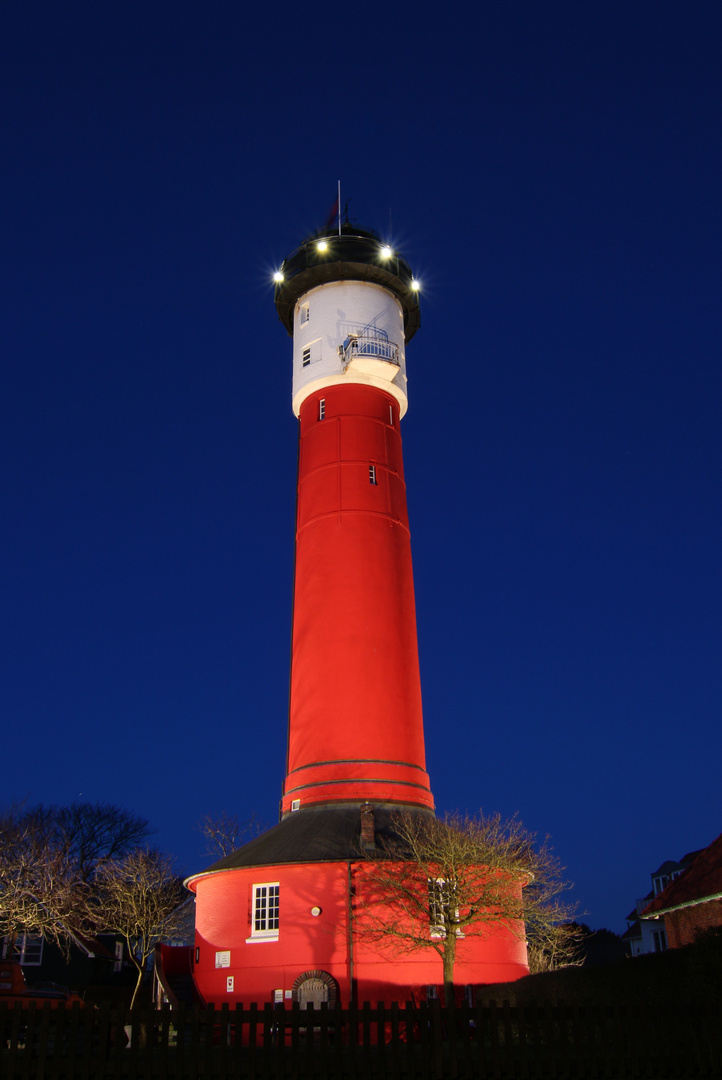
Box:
[442,930,457,1006]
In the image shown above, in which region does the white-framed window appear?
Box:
[319,399,325,421]
[653,875,667,895]
[369,464,377,485]
[302,347,311,367]
[428,878,462,939]
[428,878,446,938]
[653,929,667,953]
[300,303,310,324]
[3,934,44,966]
[247,883,280,942]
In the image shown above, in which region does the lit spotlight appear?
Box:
[273,270,284,283]
[411,279,420,291]
[317,240,328,252]
[380,245,393,258]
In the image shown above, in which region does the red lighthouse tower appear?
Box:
[277,227,432,817]
[184,224,528,1008]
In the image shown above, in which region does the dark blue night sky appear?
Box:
[2,1,720,934]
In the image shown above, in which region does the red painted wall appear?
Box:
[284,385,433,814]
[191,861,528,1007]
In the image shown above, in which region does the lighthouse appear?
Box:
[183,221,528,1008]
[276,225,432,817]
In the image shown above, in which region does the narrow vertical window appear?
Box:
[300,303,310,324]
[302,347,311,367]
[319,398,325,421]
[428,879,445,938]
[369,464,377,485]
[389,405,394,425]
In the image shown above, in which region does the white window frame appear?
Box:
[300,303,310,324]
[428,878,446,938]
[319,398,325,421]
[369,464,377,485]
[428,878,462,939]
[302,347,311,367]
[247,883,279,943]
[3,934,44,966]
[653,928,667,953]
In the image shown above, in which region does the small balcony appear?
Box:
[341,334,400,381]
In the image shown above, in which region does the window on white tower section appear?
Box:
[300,303,309,324]
[319,399,325,420]
[369,464,377,485]
[302,347,311,367]
[248,883,279,941]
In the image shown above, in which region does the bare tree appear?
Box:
[197,811,261,860]
[526,921,585,973]
[359,810,578,1003]
[52,802,152,881]
[96,848,187,1008]
[0,802,152,955]
[0,806,90,952]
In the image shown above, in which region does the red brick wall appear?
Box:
[665,897,722,948]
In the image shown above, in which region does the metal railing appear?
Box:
[343,335,400,367]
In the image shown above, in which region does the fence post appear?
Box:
[388,1001,401,1080]
[444,1000,459,1080]
[334,999,345,1079]
[262,1001,274,1079]
[248,1002,259,1080]
[362,1002,372,1077]
[488,1001,501,1080]
[430,999,443,1079]
[230,1003,245,1074]
[318,1001,331,1080]
[347,999,358,1080]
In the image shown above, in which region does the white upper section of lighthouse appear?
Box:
[291,281,409,417]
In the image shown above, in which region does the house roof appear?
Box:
[650,851,703,878]
[185,804,434,889]
[642,832,722,918]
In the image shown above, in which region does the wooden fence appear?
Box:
[2,998,720,1079]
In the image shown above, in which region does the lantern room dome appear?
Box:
[274,223,420,341]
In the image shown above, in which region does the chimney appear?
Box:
[360,803,375,851]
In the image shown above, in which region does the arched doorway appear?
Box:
[291,970,339,1008]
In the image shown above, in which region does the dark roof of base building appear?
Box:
[187,804,435,883]
[642,832,722,918]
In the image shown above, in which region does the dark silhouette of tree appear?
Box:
[0,801,151,954]
[197,811,261,860]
